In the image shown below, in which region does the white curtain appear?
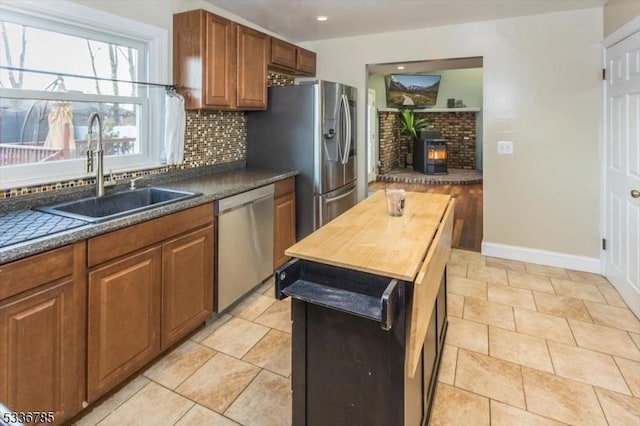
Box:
[164,93,186,165]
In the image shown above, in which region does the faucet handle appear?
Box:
[105,170,116,187]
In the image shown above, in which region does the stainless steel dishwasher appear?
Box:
[216,184,274,311]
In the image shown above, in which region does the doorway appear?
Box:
[365,57,484,251]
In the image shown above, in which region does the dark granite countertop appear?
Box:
[0,163,298,265]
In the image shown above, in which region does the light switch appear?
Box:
[497,141,514,155]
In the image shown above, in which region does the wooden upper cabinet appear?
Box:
[236,25,268,109]
[173,10,236,109]
[204,13,235,108]
[270,38,297,70]
[174,9,268,110]
[0,242,86,424]
[296,48,316,75]
[269,37,317,76]
[174,9,317,109]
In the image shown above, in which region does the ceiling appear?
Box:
[206,0,607,43]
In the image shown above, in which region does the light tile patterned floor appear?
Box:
[75,250,640,426]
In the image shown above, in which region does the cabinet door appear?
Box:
[296,48,316,75]
[274,193,296,268]
[0,281,79,423]
[162,226,214,348]
[204,13,236,108]
[270,38,296,70]
[87,247,161,402]
[236,25,268,109]
[0,242,85,424]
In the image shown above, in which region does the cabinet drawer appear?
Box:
[274,177,295,198]
[0,245,73,301]
[88,204,213,267]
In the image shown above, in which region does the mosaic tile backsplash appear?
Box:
[1,72,294,199]
[1,110,246,198]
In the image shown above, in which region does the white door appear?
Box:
[367,89,378,183]
[605,30,640,317]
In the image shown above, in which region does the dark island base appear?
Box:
[276,259,448,426]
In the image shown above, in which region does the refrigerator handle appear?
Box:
[336,98,344,162]
[324,185,357,203]
[341,94,351,165]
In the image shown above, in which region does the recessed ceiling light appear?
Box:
[397,66,405,70]
[316,16,329,22]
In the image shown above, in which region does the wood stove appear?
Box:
[413,139,448,175]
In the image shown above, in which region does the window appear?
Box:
[0,1,168,188]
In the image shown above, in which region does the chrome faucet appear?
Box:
[86,112,105,197]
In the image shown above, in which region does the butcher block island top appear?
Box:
[285,190,452,281]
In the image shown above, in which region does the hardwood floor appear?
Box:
[368,181,483,252]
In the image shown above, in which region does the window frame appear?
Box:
[0,0,168,189]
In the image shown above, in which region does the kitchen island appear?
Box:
[276,190,454,426]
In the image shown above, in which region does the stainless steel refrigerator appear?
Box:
[247,80,357,240]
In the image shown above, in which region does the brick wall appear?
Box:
[377,110,477,174]
[418,111,476,170]
[378,112,413,174]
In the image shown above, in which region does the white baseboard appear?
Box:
[481,242,601,273]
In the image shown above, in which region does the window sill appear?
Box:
[0,161,165,191]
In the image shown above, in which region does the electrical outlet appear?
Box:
[497,141,514,155]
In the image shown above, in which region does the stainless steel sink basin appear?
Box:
[34,187,201,223]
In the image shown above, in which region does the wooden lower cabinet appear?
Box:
[274,177,296,268]
[0,242,86,424]
[162,226,214,348]
[86,205,214,402]
[87,246,162,402]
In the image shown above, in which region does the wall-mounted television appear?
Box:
[385,74,441,108]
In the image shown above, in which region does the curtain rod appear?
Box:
[0,65,177,91]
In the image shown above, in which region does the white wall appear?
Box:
[70,1,603,263]
[71,0,284,80]
[304,8,603,261]
[369,68,483,109]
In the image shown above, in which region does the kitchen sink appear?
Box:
[34,187,201,223]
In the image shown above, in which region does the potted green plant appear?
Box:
[399,109,429,167]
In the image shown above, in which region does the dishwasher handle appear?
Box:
[216,184,274,215]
